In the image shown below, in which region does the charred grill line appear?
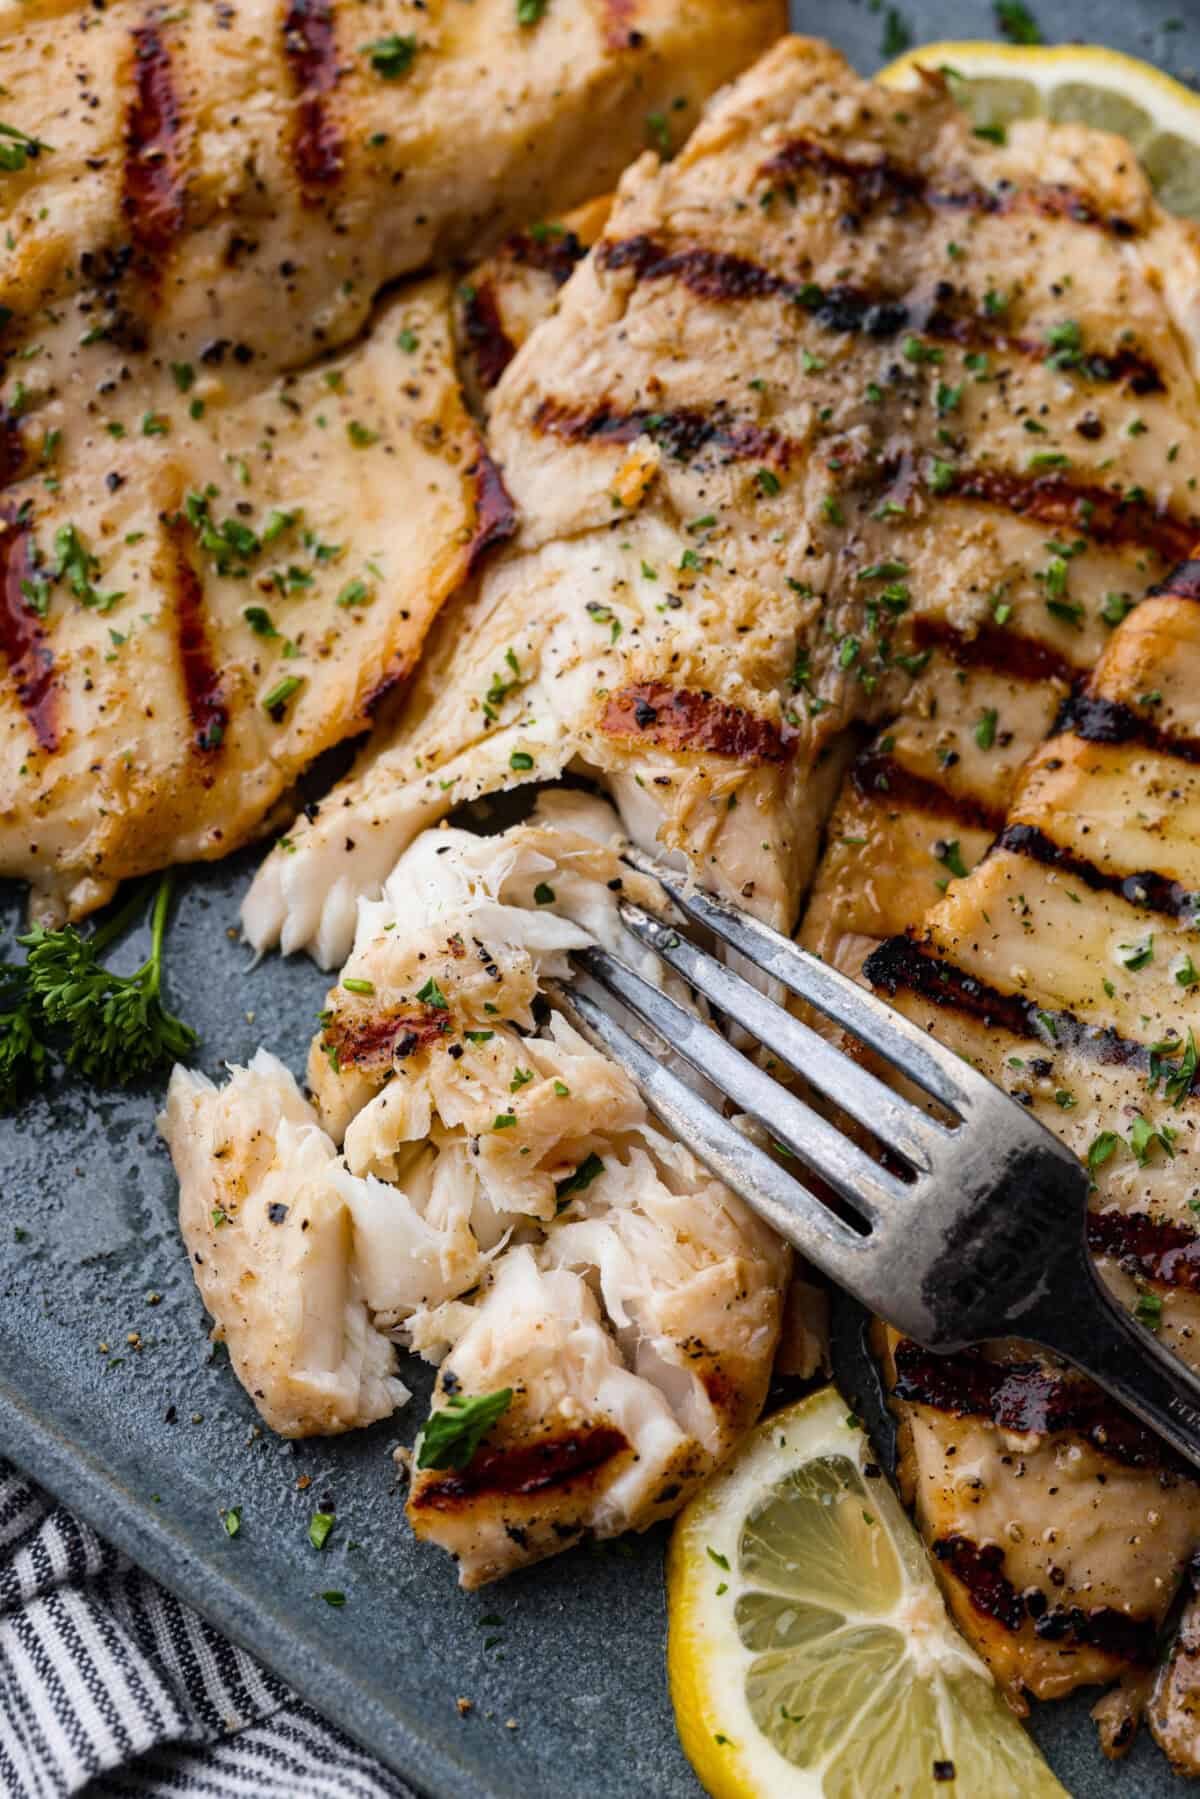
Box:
[1089,1209,1200,1292]
[0,407,25,489]
[761,135,1140,238]
[1053,689,1200,766]
[893,1338,1192,1472]
[0,505,57,753]
[599,681,796,764]
[461,281,518,392]
[851,751,1006,835]
[933,466,1197,563]
[1150,558,1200,602]
[997,820,1200,924]
[410,1424,627,1507]
[532,396,794,467]
[598,235,1161,390]
[283,0,344,193]
[864,933,1196,1090]
[499,227,590,287]
[168,524,227,754]
[932,1535,1160,1662]
[465,449,518,574]
[910,616,1080,686]
[123,20,187,277]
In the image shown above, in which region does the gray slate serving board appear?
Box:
[4,2,1200,1793]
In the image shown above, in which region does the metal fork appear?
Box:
[549,851,1200,1473]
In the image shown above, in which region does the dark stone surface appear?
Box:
[4,2,1199,1791]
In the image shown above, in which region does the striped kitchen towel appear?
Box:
[0,1459,416,1798]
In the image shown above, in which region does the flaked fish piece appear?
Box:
[0,0,781,392]
[164,792,788,1582]
[159,1049,409,1437]
[245,34,1200,966]
[0,281,499,923]
[866,566,1200,1733]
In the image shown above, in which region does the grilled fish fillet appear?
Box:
[0,0,781,388]
[160,791,788,1584]
[866,565,1200,1733]
[244,33,1200,967]
[0,279,501,920]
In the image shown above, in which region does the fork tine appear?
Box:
[617,898,948,1170]
[573,945,909,1224]
[550,979,868,1270]
[622,848,969,1113]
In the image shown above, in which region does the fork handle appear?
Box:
[1033,1259,1200,1474]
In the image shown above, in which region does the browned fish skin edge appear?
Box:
[123,17,187,281]
[599,680,796,764]
[465,449,518,575]
[168,521,228,755]
[409,1425,628,1508]
[760,135,1140,239]
[932,1534,1160,1663]
[996,820,1200,924]
[852,750,1006,835]
[283,0,344,194]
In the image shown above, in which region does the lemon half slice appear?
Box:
[880,40,1200,220]
[667,1386,1067,1798]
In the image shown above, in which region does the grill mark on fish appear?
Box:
[997,821,1200,923]
[931,1535,1159,1662]
[498,227,590,287]
[910,616,1080,686]
[1089,1209,1200,1291]
[600,681,796,764]
[410,1424,627,1507]
[461,280,517,392]
[893,1337,1191,1471]
[0,505,57,752]
[123,21,186,278]
[466,449,518,574]
[1149,558,1200,602]
[762,136,1139,238]
[864,934,1197,1091]
[939,466,1197,562]
[598,236,1161,390]
[0,407,25,489]
[324,1002,448,1073]
[283,0,343,193]
[532,396,794,467]
[851,751,1006,835]
[168,524,227,753]
[1053,689,1200,767]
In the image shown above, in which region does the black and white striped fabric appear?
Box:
[0,1459,417,1799]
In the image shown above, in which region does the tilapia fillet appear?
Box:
[160,793,788,1585]
[245,33,1200,968]
[865,566,1200,1754]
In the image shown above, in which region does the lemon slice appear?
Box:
[667,1386,1067,1798]
[879,40,1200,219]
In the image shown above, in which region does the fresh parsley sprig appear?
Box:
[0,873,198,1108]
[416,1388,513,1471]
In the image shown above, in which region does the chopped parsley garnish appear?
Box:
[342,978,375,996]
[1176,955,1199,989]
[1164,1030,1198,1107]
[509,750,534,770]
[492,1112,517,1130]
[0,121,54,173]
[1101,592,1135,627]
[223,1507,242,1538]
[321,1590,346,1607]
[995,0,1043,43]
[243,606,278,637]
[347,420,378,448]
[934,839,968,880]
[756,468,781,497]
[1129,1114,1175,1167]
[309,1511,336,1550]
[416,976,448,1010]
[974,708,998,750]
[1134,1292,1163,1331]
[1087,1131,1120,1174]
[510,1067,534,1092]
[516,0,548,20]
[362,33,417,78]
[1118,935,1154,971]
[417,1388,513,1470]
[555,1152,605,1208]
[336,577,371,608]
[262,675,303,717]
[53,523,124,612]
